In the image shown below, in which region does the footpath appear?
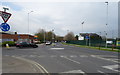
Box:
[2,56,42,73]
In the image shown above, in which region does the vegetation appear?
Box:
[2,41,16,47]
[64,32,76,41]
[62,43,120,52]
[35,29,63,42]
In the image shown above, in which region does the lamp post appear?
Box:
[28,11,33,43]
[52,29,54,43]
[44,30,46,43]
[104,31,107,48]
[81,21,84,33]
[105,2,108,48]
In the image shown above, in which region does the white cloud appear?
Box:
[0,1,118,38]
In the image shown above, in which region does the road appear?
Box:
[2,43,120,74]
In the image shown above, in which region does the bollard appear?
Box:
[6,44,10,49]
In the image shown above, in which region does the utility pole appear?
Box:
[81,21,84,33]
[28,11,33,43]
[105,2,108,48]
[89,34,91,46]
[52,29,54,43]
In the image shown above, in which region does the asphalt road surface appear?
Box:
[2,43,120,74]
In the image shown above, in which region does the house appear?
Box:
[0,32,34,43]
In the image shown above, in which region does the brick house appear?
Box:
[0,32,34,43]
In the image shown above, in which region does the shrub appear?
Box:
[2,41,16,47]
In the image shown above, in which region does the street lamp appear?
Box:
[81,21,84,33]
[104,31,107,48]
[52,29,54,43]
[105,2,108,48]
[28,11,33,43]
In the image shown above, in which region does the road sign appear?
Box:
[85,36,89,39]
[0,23,10,31]
[116,41,120,46]
[1,11,12,23]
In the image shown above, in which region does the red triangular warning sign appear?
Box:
[1,11,12,23]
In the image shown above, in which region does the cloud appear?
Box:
[0,2,118,38]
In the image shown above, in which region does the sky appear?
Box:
[0,0,119,38]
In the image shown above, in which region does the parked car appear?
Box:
[16,42,38,48]
[45,41,52,45]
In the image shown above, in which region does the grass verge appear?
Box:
[62,43,120,52]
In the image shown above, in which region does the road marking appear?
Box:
[61,56,81,64]
[11,56,49,74]
[91,55,119,63]
[102,64,119,72]
[50,48,64,50]
[62,70,85,73]
[97,70,104,73]
[70,55,77,58]
[79,55,88,57]
[38,55,46,58]
[29,55,36,57]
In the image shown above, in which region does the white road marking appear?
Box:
[29,55,36,57]
[62,70,85,73]
[4,55,9,56]
[61,56,81,64]
[50,48,64,50]
[79,55,88,57]
[11,56,49,73]
[102,64,119,72]
[91,55,119,63]
[60,55,67,58]
[38,55,46,58]
[97,70,104,73]
[70,55,77,58]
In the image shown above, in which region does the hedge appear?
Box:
[2,41,16,47]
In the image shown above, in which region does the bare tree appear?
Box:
[64,32,76,41]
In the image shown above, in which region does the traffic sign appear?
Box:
[0,23,10,31]
[1,11,12,23]
[85,36,89,39]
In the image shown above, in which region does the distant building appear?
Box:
[0,32,34,43]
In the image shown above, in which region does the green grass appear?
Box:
[62,43,120,52]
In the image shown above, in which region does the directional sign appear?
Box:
[0,23,10,31]
[1,11,12,23]
[85,36,89,39]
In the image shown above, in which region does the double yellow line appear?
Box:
[12,56,49,75]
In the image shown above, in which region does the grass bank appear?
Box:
[62,43,120,52]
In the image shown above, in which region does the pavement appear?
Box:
[2,56,43,73]
[2,43,120,74]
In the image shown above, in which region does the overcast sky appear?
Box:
[0,0,119,38]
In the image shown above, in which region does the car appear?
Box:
[45,41,52,45]
[16,42,38,48]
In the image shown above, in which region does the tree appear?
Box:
[35,29,46,42]
[35,29,56,42]
[64,32,76,41]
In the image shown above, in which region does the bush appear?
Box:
[2,41,16,47]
